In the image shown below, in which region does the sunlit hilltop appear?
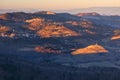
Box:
[71,44,108,55]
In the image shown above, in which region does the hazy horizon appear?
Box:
[0,0,120,10]
[0,7,120,15]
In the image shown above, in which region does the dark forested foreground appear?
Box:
[0,54,120,80]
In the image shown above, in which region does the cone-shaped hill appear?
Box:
[71,44,108,55]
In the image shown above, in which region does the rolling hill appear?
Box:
[0,11,120,80]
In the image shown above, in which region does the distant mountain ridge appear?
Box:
[54,7,120,15]
[0,7,120,15]
[76,12,100,16]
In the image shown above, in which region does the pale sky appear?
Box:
[0,0,120,10]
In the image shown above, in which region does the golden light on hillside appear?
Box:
[71,44,108,55]
[34,46,61,54]
[111,30,120,40]
[0,26,10,33]
[37,25,79,38]
[25,18,45,31]
[111,35,120,40]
